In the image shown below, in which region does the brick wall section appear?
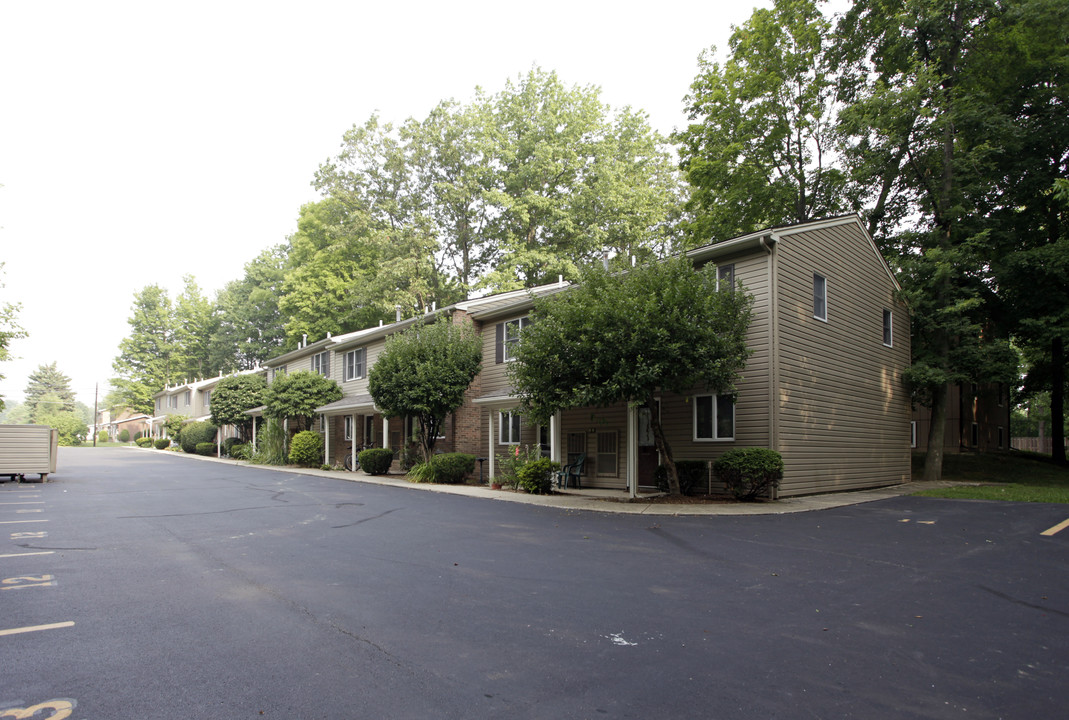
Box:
[451,309,485,459]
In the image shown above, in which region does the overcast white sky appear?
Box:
[0,0,812,408]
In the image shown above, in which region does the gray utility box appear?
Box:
[0,425,59,482]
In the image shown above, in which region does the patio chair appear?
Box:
[556,453,586,489]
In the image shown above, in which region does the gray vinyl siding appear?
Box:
[480,314,524,396]
[772,223,911,496]
[335,341,384,397]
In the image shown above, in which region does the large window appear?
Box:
[597,431,618,476]
[184,390,191,406]
[499,411,521,444]
[202,390,211,408]
[694,394,735,441]
[883,309,893,347]
[169,395,178,409]
[272,365,287,380]
[497,317,531,363]
[344,348,366,381]
[311,351,330,376]
[813,273,827,321]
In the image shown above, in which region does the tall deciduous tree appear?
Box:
[173,275,217,381]
[508,257,753,495]
[24,362,76,419]
[263,370,341,433]
[368,316,482,463]
[676,0,846,243]
[112,285,180,415]
[209,373,267,442]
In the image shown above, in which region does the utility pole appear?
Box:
[93,383,98,448]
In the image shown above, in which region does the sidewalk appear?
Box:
[145,447,957,516]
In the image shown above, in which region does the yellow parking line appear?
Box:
[0,520,48,524]
[0,621,75,637]
[1040,518,1069,536]
[0,551,55,559]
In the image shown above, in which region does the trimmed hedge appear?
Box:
[288,431,323,467]
[135,437,154,448]
[195,442,216,456]
[409,453,476,484]
[180,421,217,454]
[154,438,171,450]
[713,448,784,500]
[118,429,130,442]
[222,437,240,457]
[359,448,394,475]
[229,443,250,460]
[97,430,110,443]
[654,460,709,496]
[516,456,557,494]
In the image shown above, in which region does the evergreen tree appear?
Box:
[24,362,76,420]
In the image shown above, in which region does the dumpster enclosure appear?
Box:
[0,425,59,482]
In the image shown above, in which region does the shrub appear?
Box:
[409,453,476,484]
[97,430,110,443]
[195,442,216,456]
[154,438,171,450]
[134,431,143,441]
[135,437,154,448]
[180,421,217,454]
[118,428,130,443]
[655,460,709,496]
[229,443,250,460]
[359,448,394,475]
[516,456,557,494]
[289,431,324,467]
[497,444,542,490]
[222,437,240,457]
[252,417,287,466]
[713,448,784,501]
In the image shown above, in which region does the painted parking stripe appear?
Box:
[0,551,55,559]
[0,519,48,524]
[0,501,45,505]
[1040,518,1069,536]
[0,621,75,637]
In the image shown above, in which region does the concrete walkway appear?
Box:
[141,447,962,516]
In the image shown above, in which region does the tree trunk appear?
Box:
[923,383,949,482]
[1052,336,1066,465]
[647,392,680,495]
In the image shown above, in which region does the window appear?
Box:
[184,391,191,406]
[169,395,178,409]
[156,398,161,411]
[883,309,893,347]
[319,415,326,433]
[694,393,735,441]
[971,422,979,447]
[272,365,287,380]
[597,431,618,476]
[567,433,586,472]
[496,316,531,363]
[499,411,521,444]
[813,274,827,321]
[998,426,1005,449]
[910,421,917,449]
[344,348,366,381]
[311,351,330,376]
[203,390,211,408]
[717,263,735,292]
[538,424,550,456]
[344,416,353,441]
[364,415,374,446]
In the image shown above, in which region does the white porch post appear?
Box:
[550,411,562,463]
[252,417,257,453]
[382,417,390,451]
[627,404,638,499]
[350,414,356,471]
[488,410,496,482]
[324,414,330,466]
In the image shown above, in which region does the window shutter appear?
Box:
[495,322,504,364]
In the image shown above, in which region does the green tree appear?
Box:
[508,256,754,495]
[36,410,88,446]
[368,317,482,463]
[835,0,1020,481]
[263,370,342,432]
[173,275,217,381]
[676,0,846,243]
[24,362,76,420]
[112,285,180,414]
[0,262,27,413]
[209,373,267,442]
[209,246,288,372]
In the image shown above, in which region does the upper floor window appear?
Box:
[717,264,735,292]
[883,309,893,347]
[184,391,191,406]
[169,395,178,409]
[272,365,287,381]
[203,390,211,408]
[693,393,735,441]
[813,273,827,322]
[344,348,366,381]
[311,351,330,376]
[156,398,161,411]
[496,317,531,363]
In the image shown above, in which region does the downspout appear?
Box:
[761,234,779,500]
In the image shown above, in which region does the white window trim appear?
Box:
[910,421,917,449]
[344,348,366,382]
[499,411,521,444]
[813,273,828,322]
[883,309,893,347]
[344,416,353,441]
[311,351,329,376]
[693,393,735,442]
[717,264,735,292]
[503,317,530,362]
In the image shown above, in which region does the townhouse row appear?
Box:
[150,215,913,497]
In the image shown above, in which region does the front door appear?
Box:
[638,404,660,488]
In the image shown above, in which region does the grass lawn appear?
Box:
[913,451,1069,503]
